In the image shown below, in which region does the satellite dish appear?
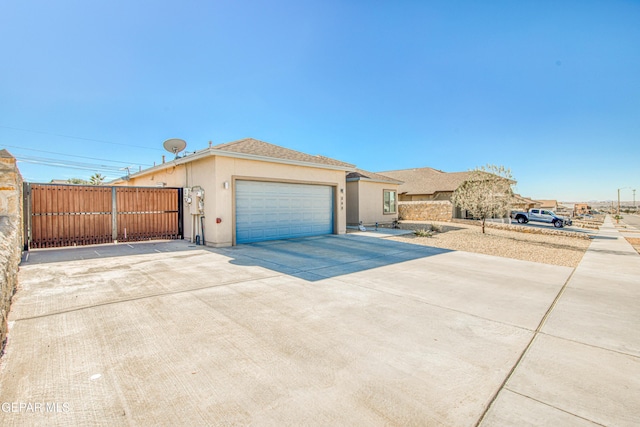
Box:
[162,138,187,158]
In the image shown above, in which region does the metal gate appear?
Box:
[23,183,183,249]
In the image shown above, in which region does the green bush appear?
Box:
[429,223,443,233]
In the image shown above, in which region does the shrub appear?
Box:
[429,223,443,233]
[414,229,433,237]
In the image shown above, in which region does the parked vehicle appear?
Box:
[511,209,572,228]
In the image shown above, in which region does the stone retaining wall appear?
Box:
[0,150,23,357]
[451,219,591,240]
[398,201,452,222]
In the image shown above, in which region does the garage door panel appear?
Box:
[236,181,334,244]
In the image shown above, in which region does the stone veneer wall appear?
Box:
[398,201,453,222]
[0,150,23,356]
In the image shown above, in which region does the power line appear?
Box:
[15,155,130,174]
[0,124,165,151]
[1,143,154,166]
[15,154,125,170]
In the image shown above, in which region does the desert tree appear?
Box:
[89,173,106,185]
[451,164,516,234]
[66,177,89,184]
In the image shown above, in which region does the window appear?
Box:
[383,190,397,214]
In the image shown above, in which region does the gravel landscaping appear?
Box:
[626,238,640,255]
[389,221,590,268]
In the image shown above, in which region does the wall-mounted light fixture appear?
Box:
[223,181,230,189]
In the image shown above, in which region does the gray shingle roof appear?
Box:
[212,138,355,168]
[347,169,403,184]
[376,167,472,195]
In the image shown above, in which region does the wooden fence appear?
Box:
[24,183,183,249]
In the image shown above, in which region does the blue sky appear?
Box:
[1,0,638,202]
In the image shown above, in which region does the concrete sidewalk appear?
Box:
[481,216,640,426]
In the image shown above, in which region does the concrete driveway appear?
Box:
[2,235,574,426]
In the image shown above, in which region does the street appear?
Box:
[621,213,640,230]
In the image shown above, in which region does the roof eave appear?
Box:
[111,147,355,183]
[214,149,355,171]
[347,177,402,185]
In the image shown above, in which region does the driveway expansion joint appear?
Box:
[475,265,578,426]
[13,273,283,322]
[503,388,608,427]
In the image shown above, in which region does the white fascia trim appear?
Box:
[212,150,355,171]
[114,148,355,183]
[347,177,402,185]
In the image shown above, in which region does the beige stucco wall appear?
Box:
[347,180,398,226]
[119,155,347,247]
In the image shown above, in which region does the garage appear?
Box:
[235,180,335,244]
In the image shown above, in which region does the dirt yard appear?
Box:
[626,237,640,255]
[390,221,590,268]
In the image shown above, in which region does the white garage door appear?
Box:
[235,180,334,244]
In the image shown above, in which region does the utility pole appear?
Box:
[617,188,621,223]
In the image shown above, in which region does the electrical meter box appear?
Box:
[187,188,204,215]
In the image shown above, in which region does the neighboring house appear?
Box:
[512,194,541,212]
[376,167,473,219]
[378,167,472,202]
[555,203,573,217]
[112,138,354,247]
[574,203,591,216]
[345,169,402,226]
[537,199,558,211]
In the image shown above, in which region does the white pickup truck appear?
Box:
[511,209,572,228]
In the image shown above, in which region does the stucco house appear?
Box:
[376,167,473,219]
[537,199,559,211]
[574,203,591,216]
[345,169,402,226]
[512,194,541,211]
[113,138,354,247]
[378,167,472,203]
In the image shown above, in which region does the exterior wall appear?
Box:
[117,159,210,243]
[0,151,23,356]
[512,201,539,211]
[399,201,453,222]
[346,181,360,225]
[352,181,399,226]
[119,155,347,247]
[540,201,558,210]
[433,191,454,201]
[574,203,590,215]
